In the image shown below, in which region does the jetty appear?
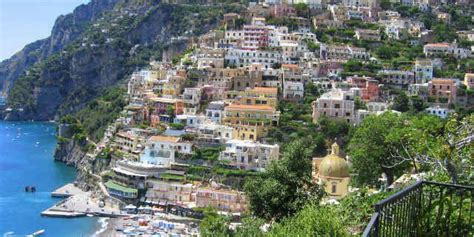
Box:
[42,183,124,218]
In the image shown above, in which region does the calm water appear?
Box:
[0,122,99,236]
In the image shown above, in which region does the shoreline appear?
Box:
[94,217,122,237]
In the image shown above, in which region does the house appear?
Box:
[283,81,304,100]
[223,104,280,141]
[195,187,247,213]
[219,139,280,171]
[464,73,474,89]
[423,43,471,59]
[354,29,381,41]
[414,59,433,83]
[347,76,380,101]
[147,97,184,125]
[320,44,369,61]
[206,101,226,123]
[235,87,279,108]
[428,78,458,104]
[191,122,234,145]
[378,70,415,88]
[113,130,146,158]
[425,106,454,119]
[182,88,202,114]
[140,136,192,167]
[146,178,193,204]
[312,89,355,123]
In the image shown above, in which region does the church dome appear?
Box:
[319,143,349,178]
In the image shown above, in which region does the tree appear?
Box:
[376,45,399,60]
[200,208,232,237]
[392,92,409,112]
[348,112,410,186]
[409,95,426,113]
[244,139,324,220]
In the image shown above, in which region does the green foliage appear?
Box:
[200,208,233,237]
[348,112,412,186]
[268,204,349,236]
[74,87,126,141]
[244,139,324,220]
[169,122,184,130]
[392,92,409,112]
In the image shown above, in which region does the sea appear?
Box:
[0,121,103,237]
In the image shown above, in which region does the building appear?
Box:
[425,106,453,119]
[320,44,369,61]
[235,87,279,108]
[140,136,192,167]
[146,178,193,204]
[223,104,280,141]
[113,130,146,158]
[182,88,202,114]
[312,143,350,200]
[423,43,471,59]
[378,70,415,88]
[219,139,280,171]
[428,78,458,104]
[195,187,247,213]
[414,59,433,83]
[354,29,381,41]
[347,76,380,101]
[312,89,355,123]
[283,81,304,100]
[206,101,226,123]
[464,73,474,89]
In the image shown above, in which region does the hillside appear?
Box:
[2,0,243,120]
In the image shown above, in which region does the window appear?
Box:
[335,104,341,108]
[331,182,337,193]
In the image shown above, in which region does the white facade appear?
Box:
[219,140,280,171]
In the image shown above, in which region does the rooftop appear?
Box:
[226,104,275,111]
[149,135,181,143]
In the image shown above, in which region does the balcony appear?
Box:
[363,181,473,237]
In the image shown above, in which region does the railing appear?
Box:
[363,180,474,237]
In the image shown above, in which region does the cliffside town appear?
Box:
[4,0,474,236]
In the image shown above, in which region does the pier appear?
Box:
[42,183,124,218]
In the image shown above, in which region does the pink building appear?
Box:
[271,4,296,18]
[428,78,458,104]
[348,76,380,101]
[195,187,247,213]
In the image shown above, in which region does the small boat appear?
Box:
[29,229,45,236]
[87,214,94,217]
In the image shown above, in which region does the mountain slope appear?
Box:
[0,0,120,97]
[4,1,243,120]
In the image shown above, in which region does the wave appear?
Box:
[92,217,109,237]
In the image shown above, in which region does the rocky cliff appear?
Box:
[4,0,242,121]
[0,0,120,98]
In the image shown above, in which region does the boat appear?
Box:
[87,214,94,217]
[28,229,45,236]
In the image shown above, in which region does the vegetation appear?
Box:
[244,139,324,220]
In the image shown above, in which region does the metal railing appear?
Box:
[363,180,474,237]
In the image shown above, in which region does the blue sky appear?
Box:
[0,0,90,61]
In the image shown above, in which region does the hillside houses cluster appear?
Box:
[87,0,472,216]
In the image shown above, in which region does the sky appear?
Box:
[0,0,90,61]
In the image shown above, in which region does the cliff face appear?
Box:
[0,0,120,98]
[4,1,237,121]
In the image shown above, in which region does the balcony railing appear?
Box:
[363,180,474,237]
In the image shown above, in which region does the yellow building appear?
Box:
[312,143,350,200]
[223,104,280,141]
[162,76,185,97]
[235,87,279,108]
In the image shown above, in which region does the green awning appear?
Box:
[105,181,137,193]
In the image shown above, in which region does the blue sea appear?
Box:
[0,122,100,237]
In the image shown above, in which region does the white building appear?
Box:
[206,101,226,123]
[425,106,453,119]
[219,140,280,171]
[283,81,304,100]
[140,136,192,167]
[225,49,282,69]
[312,89,355,123]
